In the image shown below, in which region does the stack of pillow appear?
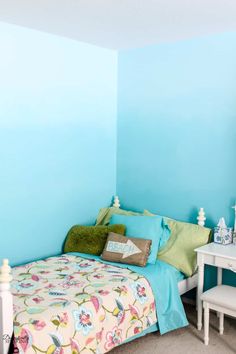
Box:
[64,206,211,277]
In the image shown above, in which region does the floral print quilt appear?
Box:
[12,255,157,354]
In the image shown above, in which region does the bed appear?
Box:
[0,201,206,354]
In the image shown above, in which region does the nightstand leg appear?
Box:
[219,313,224,335]
[204,304,209,345]
[217,268,222,318]
[197,259,204,330]
[217,267,222,285]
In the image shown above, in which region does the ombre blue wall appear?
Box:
[1,21,236,289]
[0,22,117,266]
[117,33,236,287]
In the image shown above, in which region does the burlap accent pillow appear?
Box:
[101,232,151,267]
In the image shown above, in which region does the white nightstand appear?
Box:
[195,242,236,331]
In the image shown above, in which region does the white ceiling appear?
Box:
[0,0,236,49]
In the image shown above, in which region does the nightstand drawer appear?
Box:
[214,256,236,272]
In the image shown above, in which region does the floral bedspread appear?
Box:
[12,255,157,354]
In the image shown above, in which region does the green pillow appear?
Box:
[64,224,126,255]
[95,207,144,226]
[144,210,211,276]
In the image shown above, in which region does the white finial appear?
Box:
[113,196,120,208]
[197,207,206,227]
[232,203,236,232]
[0,259,12,284]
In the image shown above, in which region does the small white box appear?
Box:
[214,227,233,245]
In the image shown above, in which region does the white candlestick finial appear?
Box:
[197,207,206,227]
[0,258,12,284]
[113,196,120,208]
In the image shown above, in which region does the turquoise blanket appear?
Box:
[70,252,188,335]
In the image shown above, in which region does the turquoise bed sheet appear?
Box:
[70,252,188,335]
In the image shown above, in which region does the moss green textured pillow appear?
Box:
[144,210,211,276]
[95,207,144,226]
[64,224,126,255]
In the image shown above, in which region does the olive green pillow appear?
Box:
[95,207,144,226]
[64,224,126,255]
[144,210,211,277]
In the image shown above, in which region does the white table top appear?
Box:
[195,242,236,260]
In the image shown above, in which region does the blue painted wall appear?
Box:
[1,21,235,290]
[0,22,117,266]
[117,32,236,287]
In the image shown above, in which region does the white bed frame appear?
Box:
[0,198,206,354]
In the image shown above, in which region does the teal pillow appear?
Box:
[64,224,126,255]
[109,215,169,264]
[143,210,171,250]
